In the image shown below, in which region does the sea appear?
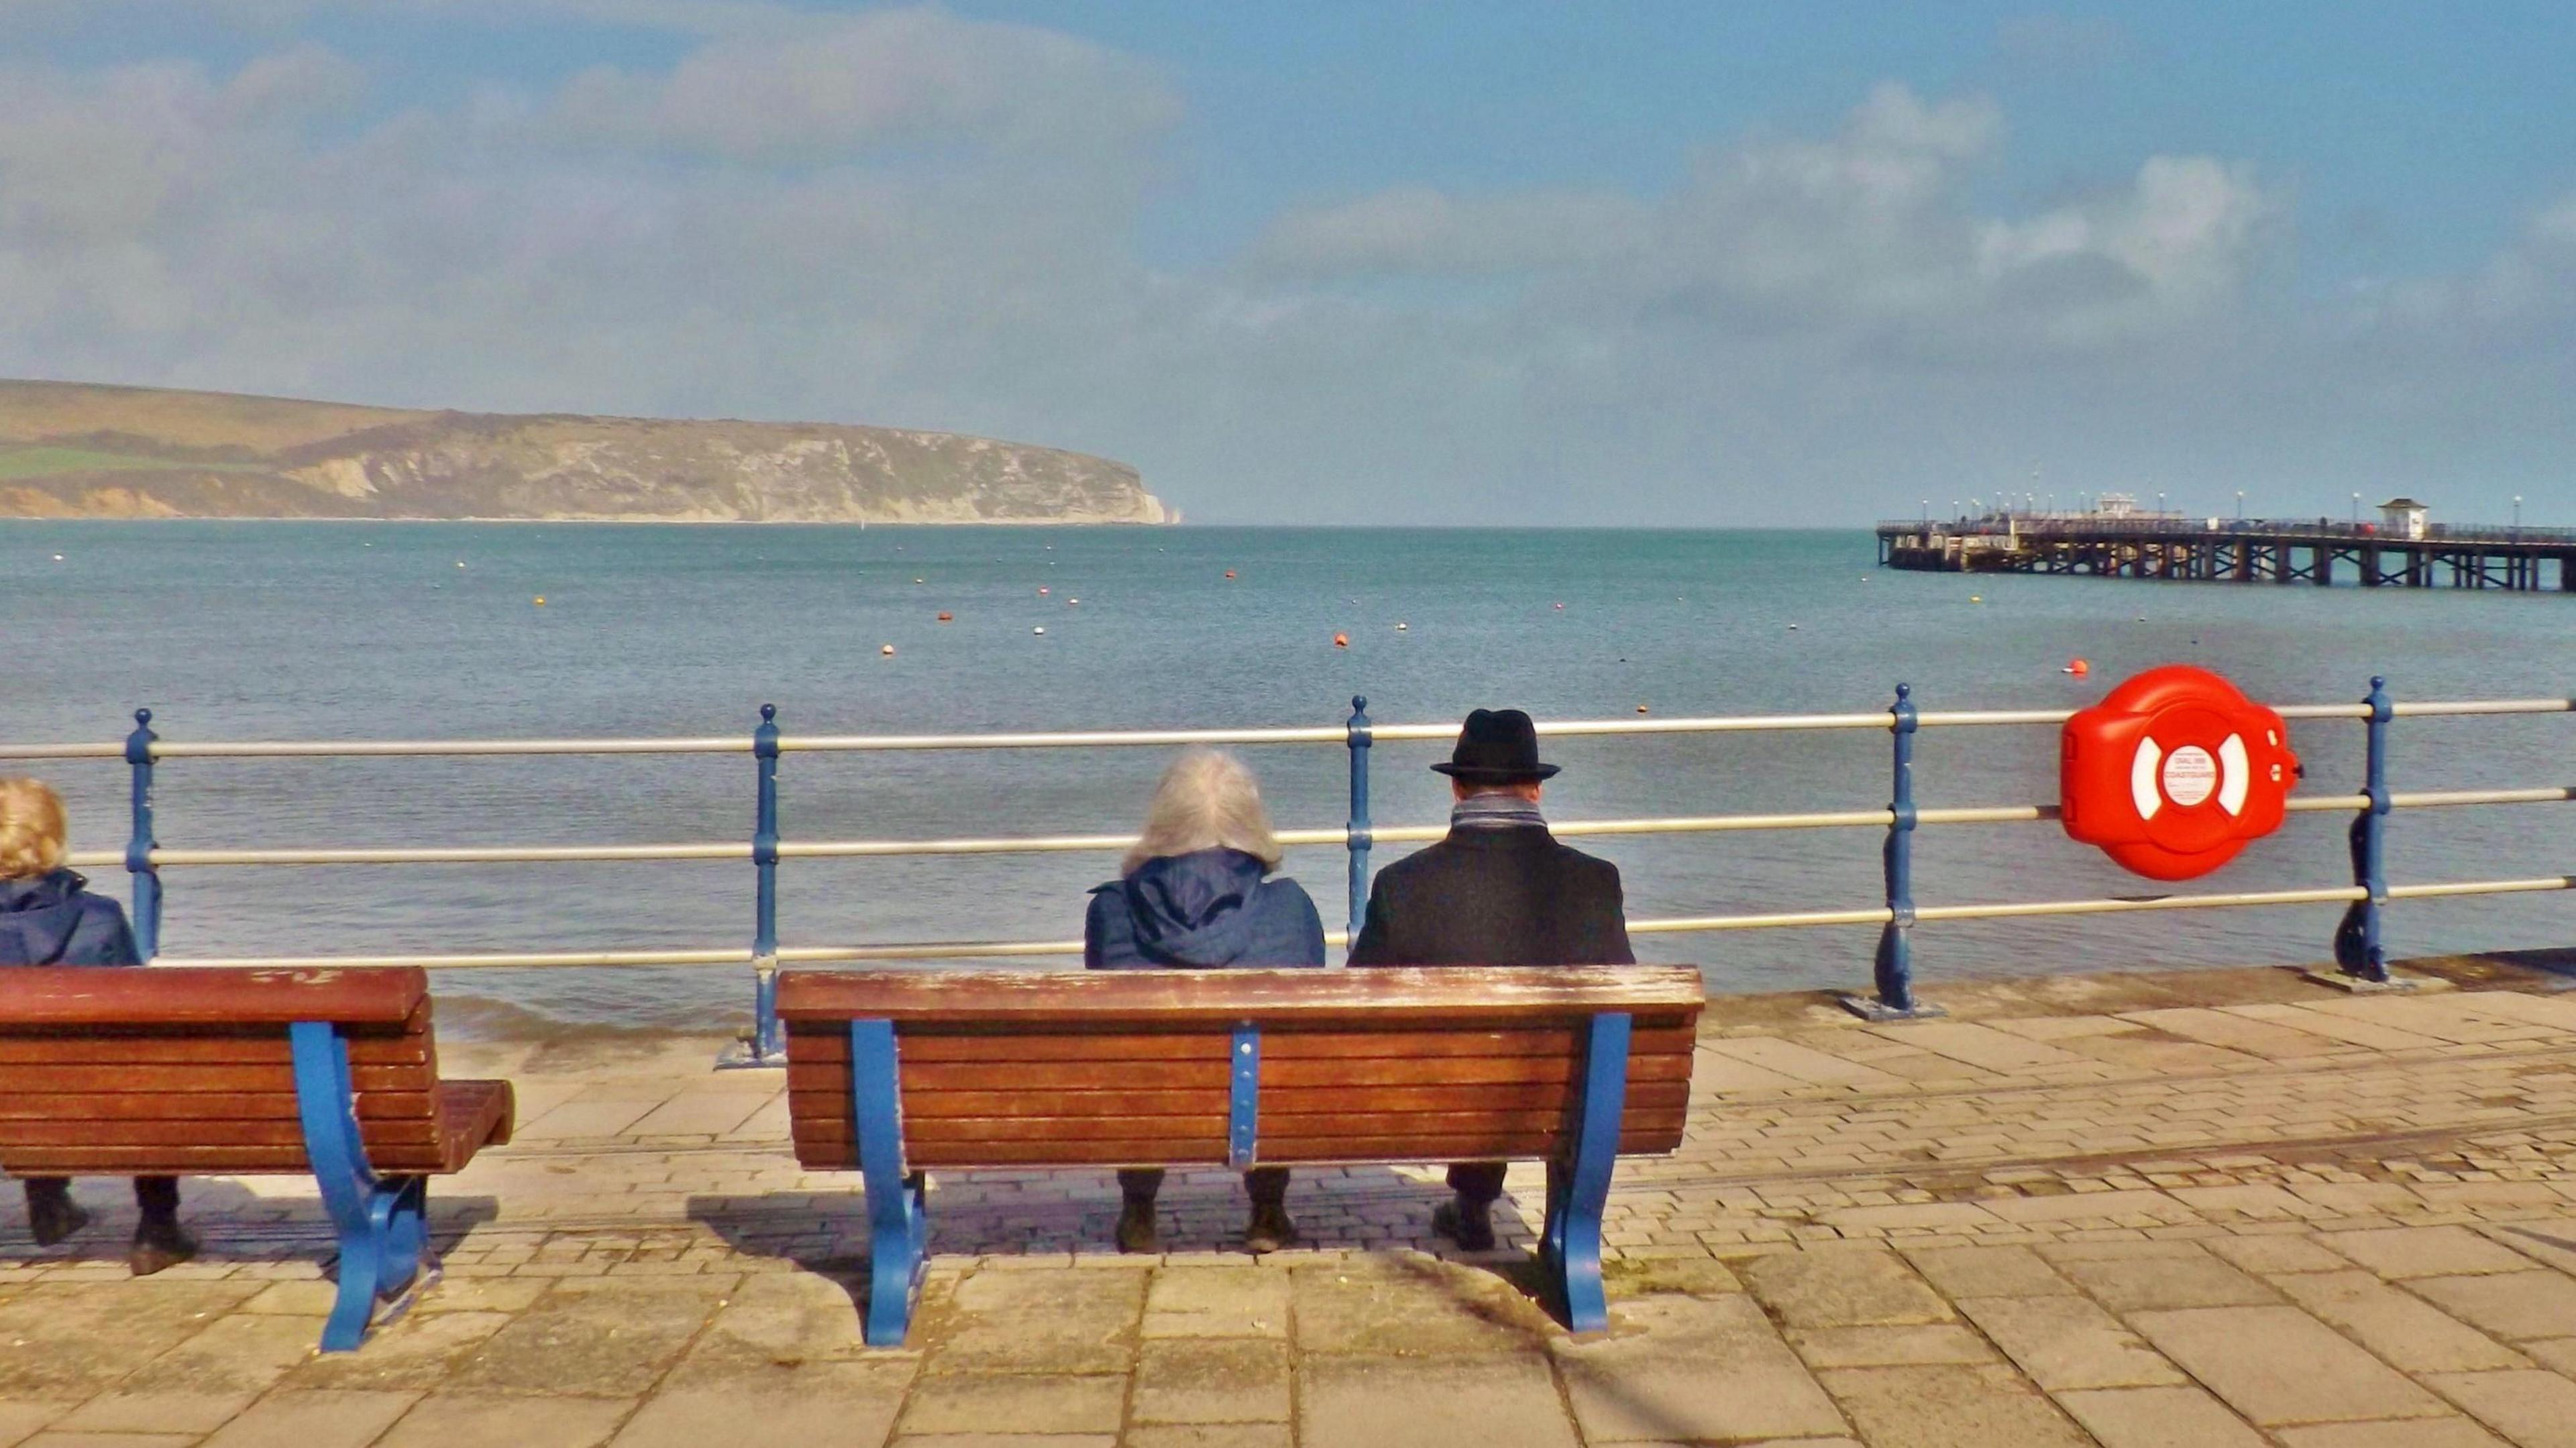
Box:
[3,522,2568,1036]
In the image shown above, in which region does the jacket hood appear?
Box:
[0,870,89,965]
[1095,848,1271,967]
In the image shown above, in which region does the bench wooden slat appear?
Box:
[0,1063,438,1094]
[788,1077,1693,1123]
[777,964,1705,1025]
[0,966,429,1027]
[786,1023,1698,1064]
[0,1035,429,1065]
[0,1120,445,1148]
[0,1091,437,1122]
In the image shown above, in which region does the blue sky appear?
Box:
[3,2,2571,524]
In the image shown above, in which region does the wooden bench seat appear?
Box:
[0,967,514,1351]
[779,964,1704,1345]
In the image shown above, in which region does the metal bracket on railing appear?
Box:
[2328,677,2408,989]
[721,704,789,1068]
[1344,695,1373,958]
[1847,683,1942,1020]
[124,708,162,960]
[1227,1022,1260,1170]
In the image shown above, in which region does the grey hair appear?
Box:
[1124,748,1282,875]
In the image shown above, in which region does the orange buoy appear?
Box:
[532,596,545,606]
[2065,658,2090,677]
[1224,570,1237,579]
[879,644,895,657]
[1332,632,1349,649]
[936,611,953,622]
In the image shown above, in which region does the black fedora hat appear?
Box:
[1431,708,1560,784]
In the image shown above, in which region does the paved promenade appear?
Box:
[12,955,2576,1446]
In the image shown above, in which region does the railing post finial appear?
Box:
[123,708,161,960]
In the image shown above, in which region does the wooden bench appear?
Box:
[0,966,514,1351]
[779,964,1703,1345]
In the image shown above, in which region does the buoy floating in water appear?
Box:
[880,644,895,657]
[1395,622,1409,631]
[2063,658,2090,677]
[1332,632,1348,649]
[1067,598,1079,606]
[1970,595,1983,604]
[1787,623,1799,630]
[913,577,924,584]
[1223,570,1236,579]
[936,611,953,622]
[50,554,63,562]
[1554,602,1565,610]
[1039,586,1050,595]
[533,596,545,606]
[1635,704,1651,714]
[455,561,466,569]
[1032,626,1046,635]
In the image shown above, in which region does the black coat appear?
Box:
[1347,826,1634,967]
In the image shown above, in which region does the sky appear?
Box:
[1,2,2571,525]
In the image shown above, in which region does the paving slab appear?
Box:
[1288,1259,1553,1356]
[197,1390,423,1448]
[1784,1325,1996,1368]
[1953,1294,2186,1390]
[2129,1304,2451,1426]
[1131,1339,1290,1425]
[1297,1355,1576,1448]
[895,1374,1126,1437]
[2406,1271,2576,1343]
[2051,1385,2269,1447]
[1140,1268,1287,1339]
[2329,1226,2541,1279]
[2271,1270,2530,1372]
[374,1393,636,1448]
[1814,1363,2092,1448]
[606,1361,908,1447]
[2425,1370,2576,1448]
[1551,1294,1846,1443]
[1898,1245,2074,1299]
[1739,1249,1951,1328]
[2040,1245,2277,1311]
[2274,1421,2513,1447]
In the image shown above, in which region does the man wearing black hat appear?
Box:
[1348,707,1633,1250]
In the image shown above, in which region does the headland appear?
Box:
[0,379,1167,524]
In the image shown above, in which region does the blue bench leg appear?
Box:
[290,1021,432,1353]
[851,1019,927,1346]
[1541,1012,1630,1335]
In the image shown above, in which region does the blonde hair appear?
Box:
[0,778,70,881]
[1124,748,1282,875]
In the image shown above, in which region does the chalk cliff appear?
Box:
[0,380,1166,524]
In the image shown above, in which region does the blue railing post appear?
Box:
[123,708,160,959]
[1850,683,1937,1019]
[2333,676,2394,984]
[1345,695,1373,954]
[731,703,786,1066]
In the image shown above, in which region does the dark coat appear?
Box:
[0,870,142,966]
[1348,826,1633,966]
[1086,848,1326,970]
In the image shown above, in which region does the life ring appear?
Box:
[2059,665,2299,880]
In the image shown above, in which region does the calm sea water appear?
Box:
[1,522,2567,1033]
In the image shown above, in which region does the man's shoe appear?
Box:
[1430,1199,1495,1251]
[1243,1203,1297,1255]
[128,1219,199,1277]
[1115,1200,1162,1254]
[25,1184,89,1247]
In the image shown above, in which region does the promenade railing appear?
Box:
[4,681,2569,1062]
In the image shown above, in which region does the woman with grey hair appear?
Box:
[1085,748,1324,1253]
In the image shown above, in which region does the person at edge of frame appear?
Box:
[0,777,201,1275]
[1085,748,1327,1254]
[1346,708,1635,1251]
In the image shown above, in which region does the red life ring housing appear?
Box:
[2060,665,2300,881]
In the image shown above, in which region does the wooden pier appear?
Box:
[1877,514,2576,591]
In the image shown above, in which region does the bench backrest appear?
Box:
[0,967,455,1176]
[779,966,1703,1172]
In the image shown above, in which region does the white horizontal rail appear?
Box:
[133,873,2576,970]
[55,785,2573,872]
[9,696,2567,763]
